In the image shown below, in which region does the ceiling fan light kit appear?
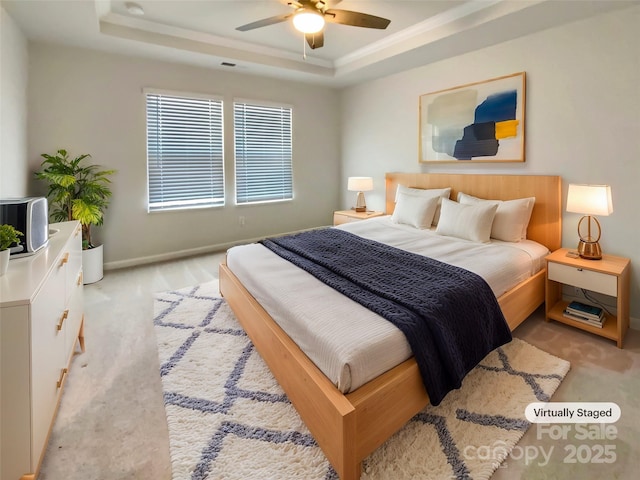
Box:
[293,9,325,34]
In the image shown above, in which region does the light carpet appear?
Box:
[153,282,570,480]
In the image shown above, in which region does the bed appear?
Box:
[219,173,562,480]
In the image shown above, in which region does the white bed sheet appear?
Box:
[225,216,549,393]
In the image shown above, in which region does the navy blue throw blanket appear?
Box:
[260,228,512,405]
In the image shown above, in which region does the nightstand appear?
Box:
[333,210,384,226]
[545,248,631,348]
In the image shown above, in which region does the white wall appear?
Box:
[340,6,640,318]
[0,7,29,197]
[9,5,640,317]
[27,44,341,267]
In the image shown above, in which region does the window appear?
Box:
[234,100,293,204]
[145,90,224,212]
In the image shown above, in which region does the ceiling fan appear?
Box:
[236,0,391,50]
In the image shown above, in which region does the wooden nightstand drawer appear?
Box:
[547,262,617,296]
[334,214,361,226]
[333,210,384,226]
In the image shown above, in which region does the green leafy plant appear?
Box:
[0,224,23,251]
[36,149,116,249]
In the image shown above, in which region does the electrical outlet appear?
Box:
[238,216,245,227]
[573,286,581,297]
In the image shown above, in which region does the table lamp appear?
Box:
[347,177,373,212]
[566,184,613,260]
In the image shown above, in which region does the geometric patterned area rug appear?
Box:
[153,282,570,480]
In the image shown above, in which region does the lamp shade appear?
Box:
[347,177,373,192]
[292,9,325,34]
[566,184,613,216]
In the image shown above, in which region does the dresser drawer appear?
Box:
[64,224,83,302]
[548,262,617,296]
[31,274,66,468]
[65,278,84,356]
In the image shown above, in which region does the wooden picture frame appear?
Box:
[419,72,526,163]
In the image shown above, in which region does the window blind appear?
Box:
[234,101,293,204]
[146,92,224,211]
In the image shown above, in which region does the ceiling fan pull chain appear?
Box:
[302,34,307,60]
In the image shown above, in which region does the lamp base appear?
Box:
[577,240,602,260]
[353,191,367,212]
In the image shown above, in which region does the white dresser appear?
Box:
[0,221,85,480]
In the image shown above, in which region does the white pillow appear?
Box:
[395,185,451,226]
[457,192,535,242]
[436,198,498,243]
[391,193,439,229]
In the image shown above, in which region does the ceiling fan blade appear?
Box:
[324,9,391,29]
[305,31,324,49]
[236,14,292,32]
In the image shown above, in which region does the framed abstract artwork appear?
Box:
[419,72,526,163]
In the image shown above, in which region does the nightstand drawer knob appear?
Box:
[577,268,583,271]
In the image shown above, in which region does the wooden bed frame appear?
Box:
[219,173,561,480]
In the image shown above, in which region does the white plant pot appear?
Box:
[0,249,9,276]
[82,244,104,284]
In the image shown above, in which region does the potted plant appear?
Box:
[0,224,23,276]
[36,149,116,284]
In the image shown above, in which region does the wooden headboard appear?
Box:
[385,173,562,252]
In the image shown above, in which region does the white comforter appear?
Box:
[226,216,549,393]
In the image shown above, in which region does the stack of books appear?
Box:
[563,301,606,328]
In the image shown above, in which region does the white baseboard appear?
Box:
[103,237,258,270]
[103,226,324,271]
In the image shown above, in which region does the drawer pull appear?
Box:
[77,271,83,286]
[60,252,70,267]
[577,268,583,272]
[57,310,69,331]
[56,368,68,389]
